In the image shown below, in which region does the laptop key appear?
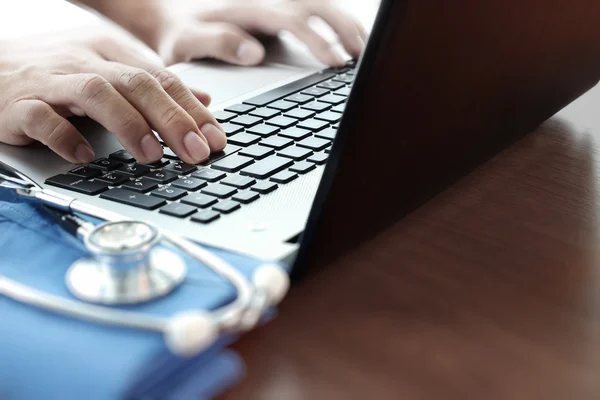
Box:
[221,122,244,136]
[199,144,241,166]
[246,124,280,137]
[213,110,237,122]
[95,171,130,186]
[317,80,345,90]
[279,127,312,141]
[251,181,278,194]
[278,146,313,161]
[315,128,337,140]
[171,177,207,191]
[211,154,254,173]
[100,188,166,210]
[151,186,187,201]
[270,170,298,184]
[221,175,256,189]
[319,94,346,105]
[164,161,197,175]
[138,159,170,168]
[289,161,317,174]
[228,132,261,147]
[285,93,313,104]
[332,103,346,113]
[213,200,241,214]
[109,150,135,163]
[259,136,293,150]
[334,87,352,97]
[244,71,335,106]
[225,104,255,114]
[192,168,227,182]
[285,108,315,121]
[265,116,297,129]
[238,145,275,160]
[308,152,329,165]
[92,158,122,171]
[122,178,159,193]
[315,111,342,123]
[240,155,293,179]
[232,190,260,204]
[192,210,221,224]
[181,193,218,208]
[230,115,262,128]
[162,147,180,160]
[201,183,238,199]
[100,188,167,210]
[332,74,354,84]
[297,119,329,132]
[159,203,197,218]
[116,164,151,177]
[298,137,330,151]
[302,101,331,112]
[267,100,296,112]
[68,166,103,179]
[249,107,280,119]
[143,170,179,184]
[45,175,109,195]
[301,87,329,97]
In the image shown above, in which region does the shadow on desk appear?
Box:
[223,117,600,400]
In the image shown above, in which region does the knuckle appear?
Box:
[160,104,186,128]
[149,68,179,92]
[76,74,113,103]
[22,102,52,131]
[45,119,71,148]
[216,31,242,53]
[118,110,147,134]
[117,68,156,94]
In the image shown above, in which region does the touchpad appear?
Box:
[175,61,314,108]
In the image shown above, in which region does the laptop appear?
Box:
[1,0,597,278]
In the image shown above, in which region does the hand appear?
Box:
[85,0,367,67]
[0,29,226,165]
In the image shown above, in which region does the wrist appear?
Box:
[77,0,173,51]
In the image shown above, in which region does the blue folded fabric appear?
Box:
[0,191,274,399]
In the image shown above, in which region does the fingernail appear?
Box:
[183,131,210,163]
[330,53,346,68]
[75,144,94,164]
[200,123,227,151]
[140,133,163,161]
[237,41,264,65]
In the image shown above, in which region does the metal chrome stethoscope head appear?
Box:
[67,220,187,305]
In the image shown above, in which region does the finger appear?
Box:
[43,73,163,164]
[147,67,226,151]
[282,17,346,66]
[92,62,213,164]
[304,4,365,58]
[164,22,266,67]
[92,36,214,110]
[91,34,166,71]
[1,100,94,164]
[190,88,212,107]
[201,6,345,66]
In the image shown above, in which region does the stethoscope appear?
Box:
[0,161,290,357]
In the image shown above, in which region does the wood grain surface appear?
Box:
[221,83,600,399]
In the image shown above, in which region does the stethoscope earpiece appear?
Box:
[164,311,219,357]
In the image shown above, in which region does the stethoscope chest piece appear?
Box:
[66,221,186,305]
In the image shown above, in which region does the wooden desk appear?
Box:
[222,84,600,399]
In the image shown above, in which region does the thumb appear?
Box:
[160,22,266,66]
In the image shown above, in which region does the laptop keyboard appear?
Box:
[45,61,356,224]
